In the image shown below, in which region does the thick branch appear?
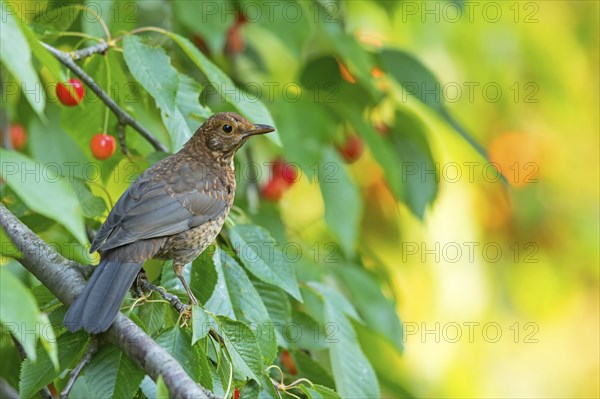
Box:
[0,203,216,399]
[40,42,168,153]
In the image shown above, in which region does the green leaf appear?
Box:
[31,284,59,313]
[292,351,335,389]
[84,344,145,399]
[205,248,277,364]
[165,32,281,146]
[324,301,379,399]
[273,97,337,179]
[0,268,57,365]
[173,73,212,139]
[66,375,94,398]
[155,326,211,387]
[228,224,302,301]
[173,0,235,55]
[191,249,218,304]
[28,107,90,179]
[81,0,138,38]
[239,379,261,399]
[123,35,177,111]
[334,104,404,199]
[307,282,361,321]
[124,35,187,150]
[191,305,212,345]
[288,309,328,351]
[319,148,362,257]
[21,14,64,81]
[123,36,211,152]
[136,296,169,337]
[389,109,438,218]
[0,225,21,259]
[159,261,190,305]
[71,179,106,218]
[0,2,45,116]
[214,316,262,382]
[353,321,416,398]
[19,331,89,399]
[254,0,312,59]
[0,150,88,245]
[332,264,404,352]
[298,384,341,399]
[156,375,169,399]
[31,4,81,39]
[0,329,21,389]
[379,49,488,160]
[140,376,158,399]
[253,280,292,348]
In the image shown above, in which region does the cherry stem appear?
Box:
[102,55,111,134]
[112,26,169,44]
[72,4,112,41]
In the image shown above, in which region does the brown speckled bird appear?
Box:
[64,112,274,333]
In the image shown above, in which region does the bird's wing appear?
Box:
[90,168,228,253]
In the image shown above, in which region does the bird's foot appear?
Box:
[177,305,193,328]
[132,270,150,298]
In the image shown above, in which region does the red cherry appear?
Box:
[56,78,85,106]
[233,388,240,399]
[226,25,245,55]
[90,133,116,160]
[337,135,364,163]
[280,350,298,375]
[9,124,27,150]
[272,158,298,185]
[260,177,288,202]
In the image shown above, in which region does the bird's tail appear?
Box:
[64,258,143,334]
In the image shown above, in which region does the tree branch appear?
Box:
[40,42,168,153]
[0,203,217,399]
[69,41,110,61]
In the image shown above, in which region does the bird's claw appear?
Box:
[177,304,193,327]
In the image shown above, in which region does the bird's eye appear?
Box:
[222,124,233,133]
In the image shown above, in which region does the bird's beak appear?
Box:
[244,124,275,137]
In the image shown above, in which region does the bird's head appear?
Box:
[191,112,274,159]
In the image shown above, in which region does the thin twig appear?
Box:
[40,42,168,152]
[69,40,109,61]
[117,123,130,156]
[60,337,100,399]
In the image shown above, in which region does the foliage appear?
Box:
[0,0,492,398]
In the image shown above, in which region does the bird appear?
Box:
[64,112,274,334]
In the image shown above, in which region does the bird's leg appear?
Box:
[173,261,199,306]
[132,270,149,298]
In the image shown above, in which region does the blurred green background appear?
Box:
[273,1,600,397]
[311,1,599,397]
